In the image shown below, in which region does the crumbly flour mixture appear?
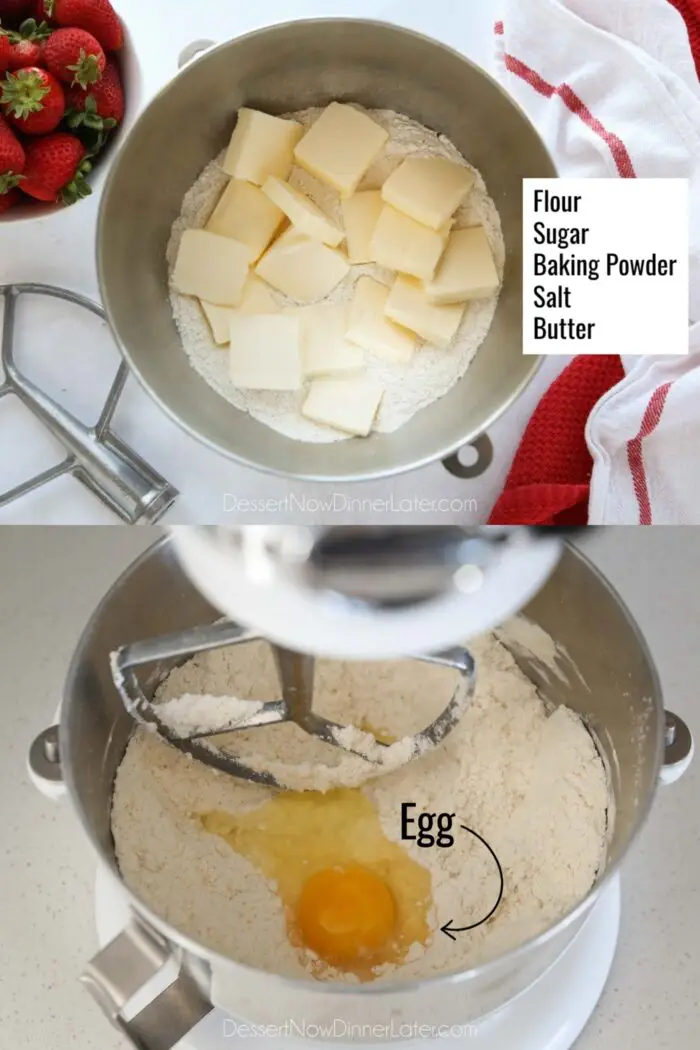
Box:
[111,627,610,983]
[166,107,504,443]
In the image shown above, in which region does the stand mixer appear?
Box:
[28,525,693,1050]
[109,527,566,788]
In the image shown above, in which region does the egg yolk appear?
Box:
[200,788,432,980]
[297,866,396,965]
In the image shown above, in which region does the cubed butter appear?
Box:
[255,228,350,303]
[223,108,303,184]
[206,179,285,261]
[385,275,467,349]
[172,229,252,307]
[229,314,303,390]
[285,303,365,378]
[199,300,236,345]
[346,275,417,364]
[381,156,475,231]
[262,176,344,247]
[239,274,279,314]
[200,275,279,346]
[370,205,446,281]
[424,226,499,304]
[302,375,383,436]
[341,190,383,264]
[293,102,389,197]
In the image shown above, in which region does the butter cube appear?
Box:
[239,274,279,314]
[285,303,365,378]
[206,179,285,261]
[293,102,389,197]
[425,226,499,304]
[262,176,344,247]
[381,156,475,230]
[255,228,350,303]
[172,229,251,307]
[200,275,279,345]
[302,375,383,436]
[229,314,303,390]
[341,190,383,264]
[346,276,417,364]
[385,275,467,349]
[199,300,236,345]
[223,108,303,184]
[371,205,446,281]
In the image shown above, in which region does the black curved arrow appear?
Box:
[440,824,504,940]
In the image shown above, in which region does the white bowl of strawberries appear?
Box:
[0,0,136,220]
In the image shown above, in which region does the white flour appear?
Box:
[155,693,266,738]
[166,107,504,443]
[111,628,610,983]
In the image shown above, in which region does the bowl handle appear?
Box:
[660,711,694,785]
[27,725,66,801]
[442,434,493,480]
[81,921,213,1049]
[177,40,218,70]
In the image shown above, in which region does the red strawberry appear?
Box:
[44,26,104,87]
[0,112,24,193]
[0,186,20,212]
[0,35,11,75]
[20,130,90,203]
[41,0,122,51]
[1,65,64,134]
[0,0,32,27]
[65,56,122,131]
[3,18,52,70]
[6,36,44,68]
[29,0,53,24]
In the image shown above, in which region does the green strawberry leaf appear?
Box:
[74,126,114,157]
[14,19,52,42]
[0,69,50,118]
[0,172,24,193]
[60,160,93,206]
[67,50,103,89]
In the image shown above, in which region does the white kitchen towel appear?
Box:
[495,0,700,321]
[496,0,700,523]
[586,321,700,523]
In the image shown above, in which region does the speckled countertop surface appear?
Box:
[1,527,698,1048]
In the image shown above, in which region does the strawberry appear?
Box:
[41,0,122,52]
[0,111,24,192]
[0,186,21,212]
[1,65,64,134]
[0,0,32,27]
[20,129,90,203]
[65,55,122,131]
[0,34,11,75]
[44,26,104,87]
[3,18,52,70]
[29,0,53,24]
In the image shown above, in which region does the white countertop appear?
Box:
[1,525,698,1048]
[0,0,567,526]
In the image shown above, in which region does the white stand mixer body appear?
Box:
[94,863,620,1050]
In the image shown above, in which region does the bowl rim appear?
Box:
[96,16,557,482]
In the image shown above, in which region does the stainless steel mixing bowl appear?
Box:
[29,534,694,1048]
[97,19,556,480]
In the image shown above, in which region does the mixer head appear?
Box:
[109,527,567,788]
[168,526,566,659]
